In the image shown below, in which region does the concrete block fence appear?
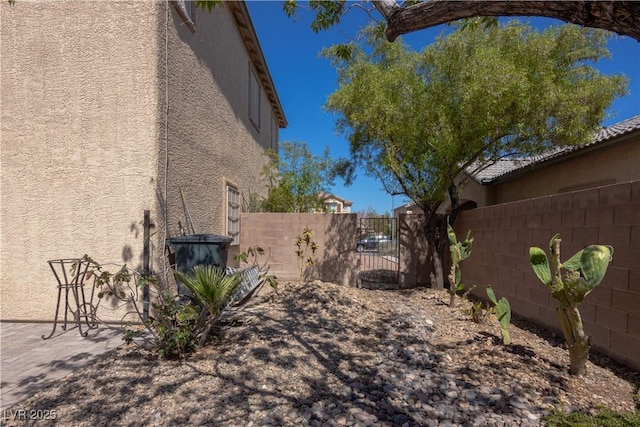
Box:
[454,180,639,370]
[235,213,360,286]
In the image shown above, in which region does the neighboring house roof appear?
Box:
[320,192,353,206]
[228,2,287,128]
[466,115,640,184]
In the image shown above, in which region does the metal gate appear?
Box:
[356,217,399,288]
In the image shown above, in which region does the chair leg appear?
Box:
[42,286,64,340]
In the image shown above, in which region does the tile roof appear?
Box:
[466,115,640,183]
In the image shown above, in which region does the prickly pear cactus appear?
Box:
[486,285,512,345]
[529,234,613,375]
[580,245,614,290]
[447,221,473,307]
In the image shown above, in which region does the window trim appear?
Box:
[249,66,261,131]
[226,183,240,246]
[173,0,196,32]
[271,114,278,152]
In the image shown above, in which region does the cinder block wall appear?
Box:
[236,213,359,286]
[454,180,640,370]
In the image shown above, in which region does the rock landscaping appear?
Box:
[3,281,637,426]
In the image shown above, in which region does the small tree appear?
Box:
[324,21,627,289]
[261,140,337,213]
[295,226,318,283]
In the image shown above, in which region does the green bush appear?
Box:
[148,291,200,359]
[543,407,640,427]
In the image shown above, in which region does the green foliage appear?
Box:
[529,246,552,287]
[486,285,512,345]
[529,234,614,307]
[324,22,627,207]
[148,292,200,359]
[543,407,640,427]
[295,227,318,283]
[173,265,242,346]
[81,255,202,359]
[195,0,222,13]
[323,20,626,287]
[82,255,244,358]
[283,0,347,33]
[261,141,337,213]
[175,265,241,319]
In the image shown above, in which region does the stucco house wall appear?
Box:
[0,1,285,322]
[163,2,283,241]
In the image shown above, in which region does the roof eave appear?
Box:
[490,129,640,185]
[228,2,287,128]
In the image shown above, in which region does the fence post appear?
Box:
[143,210,151,322]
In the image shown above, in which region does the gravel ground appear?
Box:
[2,281,638,427]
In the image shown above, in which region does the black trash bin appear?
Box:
[165,234,233,297]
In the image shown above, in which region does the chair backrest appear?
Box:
[47,258,90,287]
[230,264,262,305]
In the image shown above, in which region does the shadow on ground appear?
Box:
[2,284,636,426]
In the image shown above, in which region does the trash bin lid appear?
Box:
[166,234,234,245]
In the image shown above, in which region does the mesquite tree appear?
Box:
[282,0,640,42]
[323,22,626,288]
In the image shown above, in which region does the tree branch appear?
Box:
[383,1,640,42]
[372,0,402,20]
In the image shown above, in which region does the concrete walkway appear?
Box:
[0,322,124,411]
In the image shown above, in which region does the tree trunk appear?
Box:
[448,262,457,307]
[557,305,590,376]
[374,1,640,42]
[432,242,444,290]
[422,208,445,290]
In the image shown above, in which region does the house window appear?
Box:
[227,184,240,245]
[271,115,278,151]
[173,0,196,31]
[249,67,260,130]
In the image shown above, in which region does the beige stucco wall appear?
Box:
[1,1,162,321]
[162,3,276,242]
[458,178,490,208]
[1,1,280,322]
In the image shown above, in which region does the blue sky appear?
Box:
[246,1,640,215]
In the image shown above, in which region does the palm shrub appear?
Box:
[174,265,241,345]
[529,234,613,376]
